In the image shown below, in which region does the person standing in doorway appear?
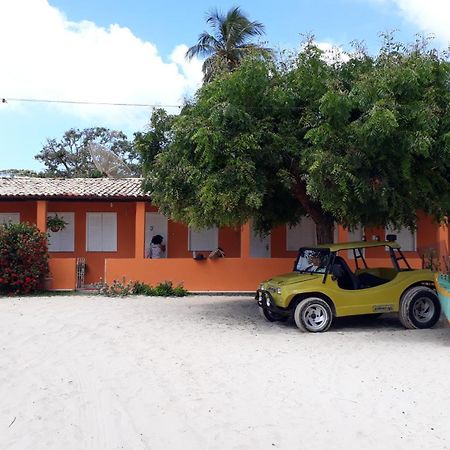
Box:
[148,234,166,258]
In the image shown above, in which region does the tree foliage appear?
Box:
[134,109,174,177]
[36,127,140,178]
[0,169,42,177]
[186,6,269,83]
[140,35,450,243]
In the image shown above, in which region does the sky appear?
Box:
[1,0,449,172]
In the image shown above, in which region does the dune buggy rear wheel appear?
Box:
[294,297,333,333]
[399,286,441,329]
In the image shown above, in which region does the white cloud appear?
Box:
[316,42,351,64]
[370,0,450,47]
[0,0,203,128]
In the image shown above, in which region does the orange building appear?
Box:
[0,177,448,291]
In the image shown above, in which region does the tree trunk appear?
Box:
[315,218,335,244]
[293,179,335,244]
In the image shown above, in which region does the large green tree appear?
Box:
[36,127,140,178]
[139,36,450,243]
[186,6,268,83]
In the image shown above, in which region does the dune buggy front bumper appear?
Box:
[255,289,291,318]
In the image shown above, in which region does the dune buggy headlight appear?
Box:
[259,283,265,290]
[276,287,282,295]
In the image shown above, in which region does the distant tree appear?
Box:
[134,109,175,175]
[186,6,269,83]
[141,36,450,243]
[0,169,42,177]
[35,127,140,178]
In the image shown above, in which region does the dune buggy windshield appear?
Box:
[294,248,331,274]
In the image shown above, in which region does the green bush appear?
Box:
[96,279,189,297]
[0,222,49,295]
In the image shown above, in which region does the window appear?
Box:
[385,226,416,251]
[86,213,117,252]
[47,212,75,252]
[189,227,218,251]
[348,225,364,259]
[286,217,317,251]
[0,213,20,224]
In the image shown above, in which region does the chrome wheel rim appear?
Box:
[302,304,328,331]
[412,297,435,323]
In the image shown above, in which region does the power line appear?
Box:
[1,96,306,111]
[1,97,182,108]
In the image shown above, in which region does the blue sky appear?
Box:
[1,0,449,171]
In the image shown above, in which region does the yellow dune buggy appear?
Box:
[256,238,440,332]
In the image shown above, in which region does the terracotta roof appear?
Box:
[0,177,150,200]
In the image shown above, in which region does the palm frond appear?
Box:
[185,32,221,60]
[226,11,265,48]
[188,6,267,81]
[206,8,226,38]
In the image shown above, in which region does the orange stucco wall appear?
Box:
[0,201,36,223]
[271,225,298,258]
[105,257,295,291]
[143,203,241,259]
[364,213,439,261]
[0,198,446,290]
[45,201,136,284]
[48,258,76,290]
[105,255,423,292]
[416,211,440,253]
[1,199,246,284]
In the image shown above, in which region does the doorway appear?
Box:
[145,213,168,258]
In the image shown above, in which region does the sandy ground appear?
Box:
[0,295,449,450]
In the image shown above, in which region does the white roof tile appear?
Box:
[0,177,150,200]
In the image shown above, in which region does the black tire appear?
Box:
[399,286,441,329]
[294,297,333,333]
[260,308,288,323]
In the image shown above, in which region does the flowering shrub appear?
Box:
[0,222,49,295]
[96,279,189,297]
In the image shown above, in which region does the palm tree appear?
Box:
[186,7,268,83]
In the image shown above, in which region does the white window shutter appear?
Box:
[48,212,75,252]
[47,218,60,251]
[286,217,317,251]
[0,213,20,224]
[87,213,102,251]
[348,225,365,258]
[385,226,416,251]
[189,227,218,251]
[101,213,117,252]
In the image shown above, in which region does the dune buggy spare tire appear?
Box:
[294,297,333,333]
[399,286,441,329]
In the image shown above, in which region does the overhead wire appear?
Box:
[0,97,182,108]
[0,96,303,110]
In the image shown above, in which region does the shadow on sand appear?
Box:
[185,295,450,344]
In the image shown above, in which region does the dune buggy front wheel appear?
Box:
[294,297,333,332]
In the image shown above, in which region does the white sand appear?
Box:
[0,295,449,450]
